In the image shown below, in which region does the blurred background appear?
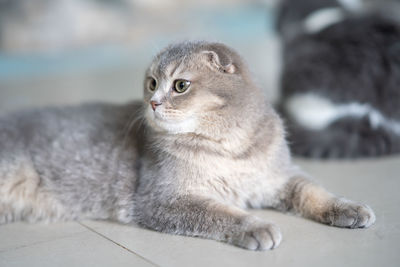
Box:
[0,0,281,114]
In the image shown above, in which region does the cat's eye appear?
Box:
[174,79,191,93]
[148,78,157,91]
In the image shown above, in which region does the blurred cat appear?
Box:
[277,0,400,158]
[0,41,375,250]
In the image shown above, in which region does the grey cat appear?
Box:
[0,41,375,250]
[276,0,400,158]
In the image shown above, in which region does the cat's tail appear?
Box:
[284,116,400,159]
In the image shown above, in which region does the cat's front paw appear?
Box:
[326,199,376,228]
[229,217,282,251]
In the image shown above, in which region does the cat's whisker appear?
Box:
[197,115,219,125]
[122,107,145,145]
[108,105,146,182]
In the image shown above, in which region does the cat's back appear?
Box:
[0,101,142,147]
[0,101,145,182]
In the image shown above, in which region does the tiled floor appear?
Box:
[0,158,399,267]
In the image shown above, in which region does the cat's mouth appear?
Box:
[146,107,198,134]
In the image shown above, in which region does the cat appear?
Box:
[276,0,400,158]
[0,41,375,250]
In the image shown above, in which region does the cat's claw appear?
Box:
[327,199,376,229]
[230,220,282,251]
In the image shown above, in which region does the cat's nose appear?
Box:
[150,101,162,111]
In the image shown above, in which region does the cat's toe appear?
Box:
[327,199,376,229]
[355,204,376,228]
[251,224,282,250]
[231,221,282,251]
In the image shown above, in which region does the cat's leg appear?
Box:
[0,159,68,224]
[275,175,376,228]
[133,195,282,250]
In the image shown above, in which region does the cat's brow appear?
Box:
[169,64,180,77]
[169,55,187,77]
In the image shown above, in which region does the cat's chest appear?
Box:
[178,154,283,208]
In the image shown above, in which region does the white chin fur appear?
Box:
[286,93,400,135]
[146,108,197,134]
[154,117,198,134]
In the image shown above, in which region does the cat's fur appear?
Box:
[277,0,400,158]
[0,41,375,250]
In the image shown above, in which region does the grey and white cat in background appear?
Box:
[277,0,400,158]
[0,41,375,250]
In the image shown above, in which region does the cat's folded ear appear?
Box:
[201,49,236,74]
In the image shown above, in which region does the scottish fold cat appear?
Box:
[0,41,375,250]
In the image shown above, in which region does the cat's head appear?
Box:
[143,41,263,136]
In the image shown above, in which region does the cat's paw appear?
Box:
[229,218,282,251]
[326,199,376,228]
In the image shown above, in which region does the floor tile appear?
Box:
[0,222,87,252]
[0,230,155,267]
